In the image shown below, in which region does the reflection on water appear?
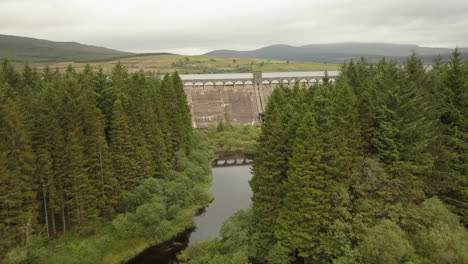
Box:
[190,166,252,244]
[126,166,253,264]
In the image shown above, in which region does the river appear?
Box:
[127,166,252,263]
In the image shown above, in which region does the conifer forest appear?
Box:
[0,50,467,264]
[0,60,214,263]
[180,51,468,264]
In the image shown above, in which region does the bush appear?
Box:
[358,219,415,264]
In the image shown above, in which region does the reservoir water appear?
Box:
[180,71,340,80]
[128,166,252,263]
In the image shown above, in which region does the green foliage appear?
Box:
[194,50,468,264]
[275,112,330,260]
[179,209,253,264]
[0,99,37,258]
[0,60,210,263]
[179,238,249,264]
[4,131,213,264]
[358,219,415,264]
[3,50,467,264]
[250,86,296,260]
[4,236,46,264]
[433,48,468,225]
[219,210,254,256]
[410,198,468,264]
[207,124,260,156]
[265,242,294,264]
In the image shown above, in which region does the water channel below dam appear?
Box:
[127,166,253,264]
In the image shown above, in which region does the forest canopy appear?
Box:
[0,60,213,263]
[181,50,468,264]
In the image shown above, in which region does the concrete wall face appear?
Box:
[184,83,299,128]
[186,84,265,128]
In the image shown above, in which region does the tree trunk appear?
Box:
[50,206,56,235]
[99,141,106,205]
[25,214,32,244]
[61,193,66,233]
[42,188,49,237]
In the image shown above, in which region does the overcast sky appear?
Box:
[1,0,467,54]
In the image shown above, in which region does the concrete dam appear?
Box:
[180,71,339,128]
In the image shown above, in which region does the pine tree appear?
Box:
[172,72,193,154]
[311,83,339,180]
[38,85,67,235]
[275,112,330,262]
[371,60,431,202]
[98,62,128,133]
[147,73,172,166]
[0,59,20,95]
[250,85,292,261]
[346,58,376,154]
[0,99,37,257]
[160,74,179,156]
[80,82,116,217]
[436,49,468,225]
[109,99,139,196]
[399,54,434,180]
[332,77,362,181]
[32,101,55,237]
[370,61,403,165]
[62,132,98,226]
[58,77,99,226]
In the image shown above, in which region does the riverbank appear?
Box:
[127,166,254,264]
[5,131,214,264]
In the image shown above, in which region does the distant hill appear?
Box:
[3,35,466,65]
[205,43,468,64]
[0,34,136,63]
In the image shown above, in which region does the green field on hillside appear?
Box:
[30,54,340,73]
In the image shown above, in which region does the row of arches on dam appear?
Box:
[182,78,336,88]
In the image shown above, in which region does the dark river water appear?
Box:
[127,166,252,264]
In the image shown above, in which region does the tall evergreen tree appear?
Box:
[172,72,193,154]
[371,60,431,202]
[109,99,139,196]
[311,84,339,180]
[332,77,362,181]
[0,59,20,95]
[250,86,292,261]
[436,49,468,224]
[0,99,37,257]
[58,77,99,226]
[275,112,330,263]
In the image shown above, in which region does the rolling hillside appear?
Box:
[33,54,340,74]
[0,35,338,73]
[205,43,468,64]
[0,34,134,62]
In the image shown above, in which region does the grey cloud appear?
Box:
[0,0,467,54]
